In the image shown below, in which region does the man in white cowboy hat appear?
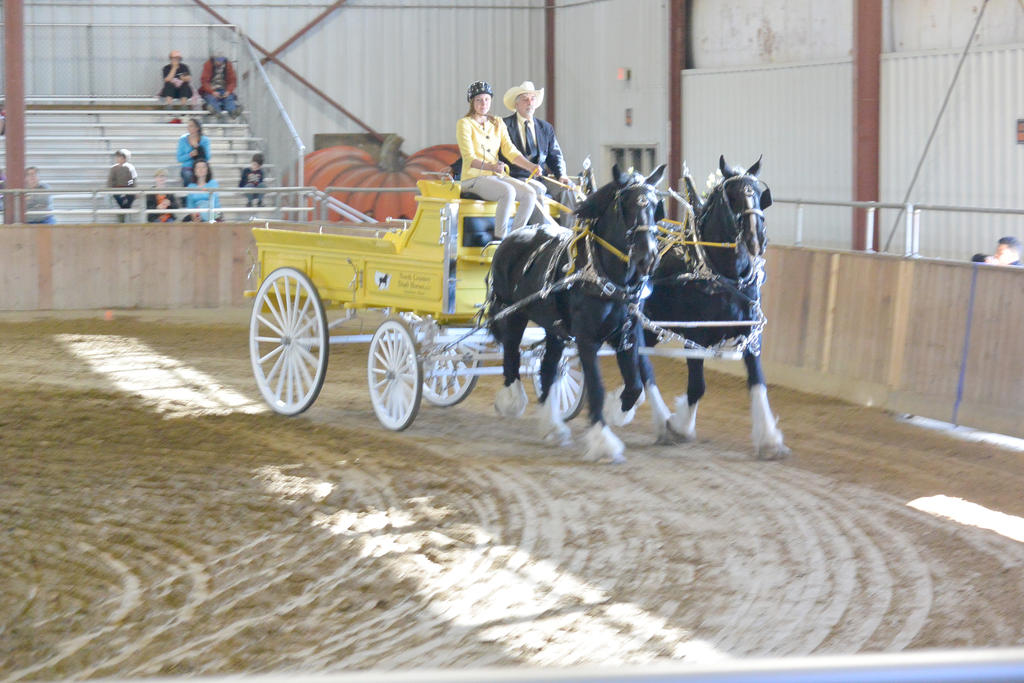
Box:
[498,80,576,226]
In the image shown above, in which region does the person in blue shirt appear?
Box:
[177,117,212,186]
[185,160,221,222]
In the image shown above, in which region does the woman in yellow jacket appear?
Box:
[456,81,557,238]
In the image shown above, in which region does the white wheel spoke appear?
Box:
[294,351,314,389]
[270,280,289,331]
[250,268,328,416]
[255,314,284,339]
[294,343,319,367]
[258,343,284,366]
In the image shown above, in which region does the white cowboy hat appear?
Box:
[503,81,545,111]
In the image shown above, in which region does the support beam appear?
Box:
[189,0,386,144]
[545,0,556,127]
[668,0,687,220]
[853,0,882,251]
[261,0,349,66]
[4,0,26,224]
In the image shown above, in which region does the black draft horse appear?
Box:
[636,156,789,459]
[486,164,666,463]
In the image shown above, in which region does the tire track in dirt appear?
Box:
[4,316,1024,679]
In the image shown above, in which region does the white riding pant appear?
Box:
[462,175,556,238]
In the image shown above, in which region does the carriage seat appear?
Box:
[415,178,505,247]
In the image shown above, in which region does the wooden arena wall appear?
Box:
[0,223,254,310]
[741,246,1024,440]
[1,226,1021,439]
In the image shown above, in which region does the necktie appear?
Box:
[524,121,536,157]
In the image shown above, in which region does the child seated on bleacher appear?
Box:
[240,153,265,207]
[108,149,138,222]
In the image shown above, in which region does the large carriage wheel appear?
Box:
[422,346,479,407]
[249,267,329,415]
[531,352,586,421]
[368,318,423,431]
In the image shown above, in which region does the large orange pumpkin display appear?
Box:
[305,134,459,220]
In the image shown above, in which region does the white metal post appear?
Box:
[904,202,915,257]
[865,207,875,251]
[795,203,804,246]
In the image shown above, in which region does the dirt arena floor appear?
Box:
[2,309,1024,680]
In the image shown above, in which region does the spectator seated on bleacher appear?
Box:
[184,161,221,222]
[108,148,138,222]
[199,51,239,121]
[25,167,56,224]
[240,153,265,207]
[177,117,212,186]
[146,169,180,223]
[160,50,194,108]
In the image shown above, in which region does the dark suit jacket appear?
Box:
[499,113,567,181]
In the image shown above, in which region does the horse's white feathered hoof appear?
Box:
[540,420,572,447]
[657,420,693,445]
[750,384,788,460]
[755,440,791,461]
[604,385,643,427]
[582,423,626,464]
[665,396,698,442]
[495,379,528,418]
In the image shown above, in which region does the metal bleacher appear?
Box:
[1,98,274,222]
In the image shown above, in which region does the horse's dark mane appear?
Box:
[574,171,647,219]
[574,180,618,219]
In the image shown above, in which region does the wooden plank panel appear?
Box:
[961,266,1024,409]
[761,247,830,370]
[897,260,970,400]
[827,252,903,384]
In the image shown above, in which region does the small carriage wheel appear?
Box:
[422,346,479,407]
[249,267,329,416]
[531,352,586,421]
[368,318,424,431]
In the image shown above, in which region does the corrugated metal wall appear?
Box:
[880,43,1024,260]
[273,0,547,155]
[554,0,669,183]
[681,60,853,248]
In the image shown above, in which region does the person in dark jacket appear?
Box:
[239,153,265,207]
[159,50,193,107]
[498,81,576,225]
[146,169,180,222]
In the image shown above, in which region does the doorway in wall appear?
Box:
[606,145,658,176]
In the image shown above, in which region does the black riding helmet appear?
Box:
[466,80,493,102]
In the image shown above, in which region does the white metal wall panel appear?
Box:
[880,44,1024,259]
[891,0,1024,52]
[274,0,546,155]
[554,0,670,182]
[690,0,853,68]
[682,61,853,249]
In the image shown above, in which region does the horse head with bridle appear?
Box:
[486,163,666,463]
[629,155,789,459]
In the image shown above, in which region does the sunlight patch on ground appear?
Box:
[908,495,1024,544]
[253,465,728,667]
[56,334,266,418]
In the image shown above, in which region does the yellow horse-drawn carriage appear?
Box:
[246,178,583,430]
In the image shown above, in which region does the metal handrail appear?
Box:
[774,197,1024,257]
[1,186,319,224]
[235,27,306,189]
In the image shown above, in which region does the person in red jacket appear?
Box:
[199,50,239,120]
